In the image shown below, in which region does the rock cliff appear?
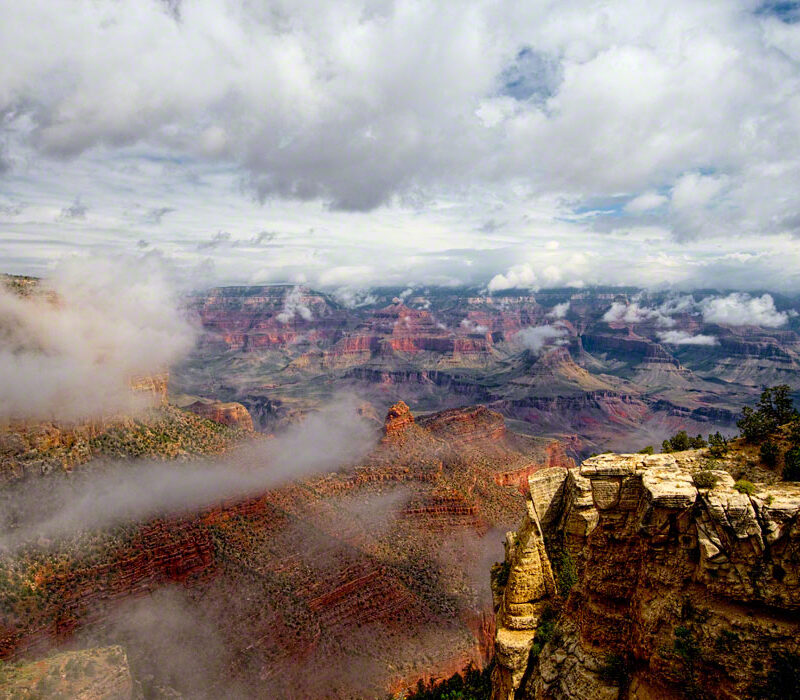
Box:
[186,400,255,431]
[491,451,800,699]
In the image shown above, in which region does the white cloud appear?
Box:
[2,1,800,289]
[515,324,567,354]
[602,301,674,326]
[488,264,537,292]
[547,301,570,318]
[276,285,313,323]
[699,293,789,327]
[625,191,668,213]
[460,318,488,334]
[670,172,728,211]
[658,330,718,346]
[0,255,195,422]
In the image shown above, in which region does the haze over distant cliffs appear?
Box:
[175,284,800,455]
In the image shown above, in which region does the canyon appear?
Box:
[0,401,572,698]
[176,285,800,456]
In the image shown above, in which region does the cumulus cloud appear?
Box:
[547,301,570,318]
[488,264,537,292]
[276,285,313,324]
[699,292,789,327]
[0,255,195,422]
[602,301,674,327]
[657,330,718,346]
[625,191,668,213]
[514,324,567,354]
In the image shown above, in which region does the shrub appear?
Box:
[693,471,718,489]
[734,479,756,496]
[638,445,654,455]
[707,432,729,458]
[554,550,578,596]
[689,434,708,449]
[783,447,800,481]
[757,385,797,425]
[760,440,780,468]
[670,431,691,451]
[662,440,672,454]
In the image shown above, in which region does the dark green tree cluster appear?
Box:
[661,431,707,453]
[737,385,797,443]
[405,663,493,700]
[707,431,729,458]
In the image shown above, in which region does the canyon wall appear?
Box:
[492,452,800,699]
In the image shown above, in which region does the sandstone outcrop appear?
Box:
[492,452,800,699]
[186,399,255,431]
[383,400,415,438]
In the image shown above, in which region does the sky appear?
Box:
[2,0,800,292]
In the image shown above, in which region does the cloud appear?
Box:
[602,301,674,326]
[547,301,570,318]
[276,285,313,323]
[0,255,195,422]
[142,206,175,224]
[657,330,718,345]
[625,191,667,213]
[699,292,789,327]
[2,397,377,547]
[488,264,537,292]
[332,287,378,309]
[460,318,488,334]
[514,324,566,354]
[197,231,232,250]
[58,197,87,221]
[670,172,727,211]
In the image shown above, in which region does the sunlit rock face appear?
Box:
[186,400,255,431]
[492,451,800,700]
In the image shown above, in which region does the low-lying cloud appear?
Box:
[657,330,718,346]
[276,285,313,324]
[699,292,789,327]
[0,256,195,422]
[1,397,377,548]
[515,324,567,354]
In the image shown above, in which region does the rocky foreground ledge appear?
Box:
[491,452,800,700]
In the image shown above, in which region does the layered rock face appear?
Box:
[186,400,255,431]
[492,453,800,699]
[1,402,572,698]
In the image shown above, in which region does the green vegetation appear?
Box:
[404,662,492,700]
[738,385,797,444]
[707,431,729,458]
[661,431,707,453]
[734,479,757,496]
[783,446,800,481]
[692,471,718,489]
[90,405,245,460]
[638,445,654,454]
[553,550,578,596]
[760,440,780,467]
[528,606,559,665]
